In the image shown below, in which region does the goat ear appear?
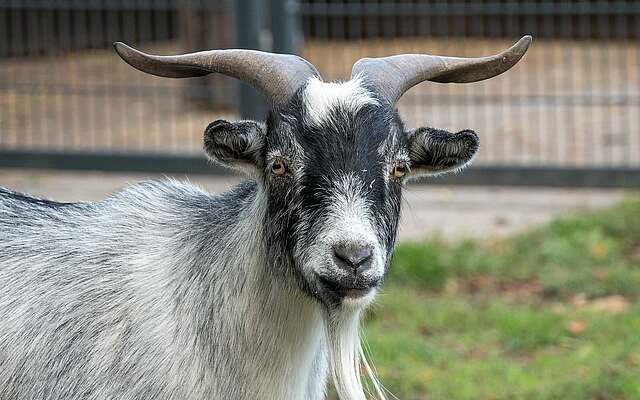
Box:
[204,119,265,173]
[407,127,479,178]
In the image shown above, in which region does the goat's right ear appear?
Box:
[204,119,265,174]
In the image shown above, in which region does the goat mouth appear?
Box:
[316,275,379,299]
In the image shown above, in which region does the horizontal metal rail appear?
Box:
[0,0,186,11]
[0,150,225,175]
[1,150,638,188]
[0,82,221,100]
[2,1,639,16]
[299,2,640,16]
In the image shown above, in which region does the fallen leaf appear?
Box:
[591,295,630,315]
[567,320,586,335]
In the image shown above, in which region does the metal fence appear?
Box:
[1,1,639,186]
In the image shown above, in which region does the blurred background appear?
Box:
[0,1,639,399]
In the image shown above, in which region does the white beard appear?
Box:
[324,307,387,400]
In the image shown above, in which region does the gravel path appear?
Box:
[0,169,628,241]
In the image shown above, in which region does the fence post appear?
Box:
[234,1,266,119]
[270,0,301,54]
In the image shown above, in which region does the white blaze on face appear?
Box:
[320,200,387,399]
[313,173,385,289]
[303,77,379,128]
[299,78,389,400]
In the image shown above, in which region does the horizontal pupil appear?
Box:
[272,162,286,174]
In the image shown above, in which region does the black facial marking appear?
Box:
[205,82,480,306]
[258,89,407,304]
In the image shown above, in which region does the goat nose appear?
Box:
[333,241,373,272]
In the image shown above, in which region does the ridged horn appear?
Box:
[351,35,532,105]
[113,42,321,108]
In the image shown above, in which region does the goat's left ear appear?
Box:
[407,127,479,178]
[204,119,265,174]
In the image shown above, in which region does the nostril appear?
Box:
[353,248,373,267]
[332,241,373,270]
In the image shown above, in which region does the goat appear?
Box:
[0,36,531,400]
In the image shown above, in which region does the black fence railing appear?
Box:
[301,1,640,39]
[298,1,640,176]
[0,0,638,187]
[1,3,177,56]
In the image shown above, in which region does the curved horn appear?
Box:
[351,35,532,105]
[113,42,321,108]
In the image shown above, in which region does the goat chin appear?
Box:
[324,307,387,400]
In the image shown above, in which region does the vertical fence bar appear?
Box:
[41,6,53,147]
[619,1,631,166]
[579,5,594,167]
[138,0,153,152]
[546,2,558,166]
[271,0,300,54]
[25,5,38,148]
[598,3,612,165]
[151,0,163,152]
[104,0,117,151]
[57,6,70,149]
[122,2,136,150]
[72,4,87,150]
[1,5,12,147]
[234,0,265,120]
[0,6,7,58]
[561,1,575,168]
[318,1,329,76]
[636,3,640,167]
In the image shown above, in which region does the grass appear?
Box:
[359,197,640,400]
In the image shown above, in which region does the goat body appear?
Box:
[0,181,327,400]
[0,37,531,399]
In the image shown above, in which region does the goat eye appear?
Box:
[392,164,408,178]
[271,161,287,175]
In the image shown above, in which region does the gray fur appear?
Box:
[0,180,327,399]
[0,77,481,400]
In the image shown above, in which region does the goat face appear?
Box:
[114,36,530,309]
[203,77,479,308]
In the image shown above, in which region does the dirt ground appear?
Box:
[0,169,628,241]
[1,37,638,167]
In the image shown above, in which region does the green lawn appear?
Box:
[361,197,640,400]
